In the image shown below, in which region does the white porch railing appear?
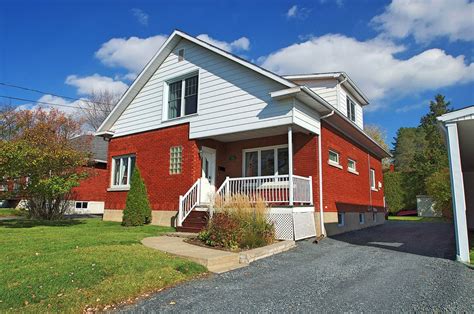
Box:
[177,178,201,227]
[216,175,313,205]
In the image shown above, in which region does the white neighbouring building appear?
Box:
[438,106,474,264]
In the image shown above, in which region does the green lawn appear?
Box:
[0,218,206,313]
[0,208,24,217]
[388,216,450,223]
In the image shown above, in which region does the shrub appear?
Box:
[122,166,152,226]
[384,172,405,214]
[426,168,452,218]
[198,195,275,250]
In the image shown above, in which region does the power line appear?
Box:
[0,82,112,106]
[0,95,108,113]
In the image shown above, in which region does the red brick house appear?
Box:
[95,30,390,239]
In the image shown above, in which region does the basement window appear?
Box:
[359,213,365,224]
[337,212,345,227]
[75,201,88,209]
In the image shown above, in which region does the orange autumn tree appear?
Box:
[0,107,89,220]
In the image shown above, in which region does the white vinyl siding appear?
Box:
[292,79,338,107]
[293,99,321,134]
[339,86,363,128]
[111,39,293,138]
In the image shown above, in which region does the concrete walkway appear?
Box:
[142,235,295,273]
[142,236,244,273]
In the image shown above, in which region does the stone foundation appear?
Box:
[103,209,177,227]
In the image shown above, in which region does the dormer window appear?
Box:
[167,73,198,120]
[347,97,356,122]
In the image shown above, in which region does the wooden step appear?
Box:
[176,226,203,233]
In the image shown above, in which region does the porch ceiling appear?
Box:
[207,124,310,143]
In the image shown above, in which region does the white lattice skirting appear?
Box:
[267,207,316,241]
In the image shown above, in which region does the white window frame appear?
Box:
[359,212,365,224]
[347,97,356,122]
[110,154,136,189]
[348,158,358,174]
[328,149,342,169]
[242,144,289,177]
[337,212,345,227]
[370,168,377,191]
[162,70,200,122]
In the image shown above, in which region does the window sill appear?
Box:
[107,186,130,192]
[348,169,359,175]
[328,161,343,169]
[162,113,198,124]
[337,224,344,227]
[371,187,378,192]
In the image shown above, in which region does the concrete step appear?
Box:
[176,226,203,233]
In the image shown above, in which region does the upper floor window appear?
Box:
[112,155,136,187]
[347,97,356,122]
[348,158,357,173]
[328,150,340,166]
[370,168,376,190]
[167,74,198,120]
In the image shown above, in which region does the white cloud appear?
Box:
[65,74,128,95]
[259,34,474,108]
[95,35,168,73]
[16,94,83,115]
[287,5,298,17]
[131,8,149,26]
[196,34,250,52]
[286,5,311,19]
[372,0,474,43]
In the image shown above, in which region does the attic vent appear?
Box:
[178,49,185,62]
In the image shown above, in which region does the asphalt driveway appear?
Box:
[120,221,473,312]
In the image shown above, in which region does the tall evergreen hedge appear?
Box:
[122,166,152,226]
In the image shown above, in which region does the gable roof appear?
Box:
[96,30,296,134]
[95,30,389,159]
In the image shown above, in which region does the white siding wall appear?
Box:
[292,79,338,107]
[293,99,321,134]
[111,39,293,138]
[338,86,364,129]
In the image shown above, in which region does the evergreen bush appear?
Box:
[122,166,152,226]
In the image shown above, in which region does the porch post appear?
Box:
[288,126,294,206]
[445,122,470,263]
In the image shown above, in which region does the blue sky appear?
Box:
[1,0,473,146]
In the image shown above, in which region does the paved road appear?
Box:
[121,221,474,312]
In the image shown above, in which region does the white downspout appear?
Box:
[318,110,335,237]
[288,126,294,206]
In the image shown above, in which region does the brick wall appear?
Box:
[102,122,385,215]
[105,123,201,211]
[71,164,108,201]
[321,122,385,213]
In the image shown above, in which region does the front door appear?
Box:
[200,147,216,204]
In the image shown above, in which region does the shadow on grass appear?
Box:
[0,218,85,229]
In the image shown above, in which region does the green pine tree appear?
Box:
[122,166,152,226]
